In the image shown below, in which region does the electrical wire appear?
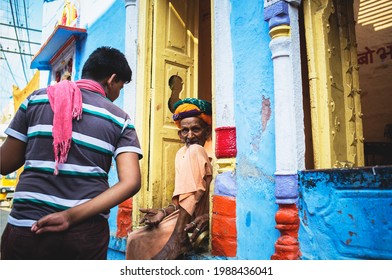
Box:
[0,49,19,86]
[8,0,29,83]
[22,0,32,56]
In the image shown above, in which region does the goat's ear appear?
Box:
[168,75,183,113]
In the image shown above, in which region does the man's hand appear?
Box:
[139,208,165,226]
[184,213,209,242]
[31,211,72,234]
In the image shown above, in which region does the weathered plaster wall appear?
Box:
[230,0,278,259]
[299,166,392,259]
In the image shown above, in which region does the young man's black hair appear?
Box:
[81,46,132,83]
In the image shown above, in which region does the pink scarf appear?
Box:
[47,79,105,175]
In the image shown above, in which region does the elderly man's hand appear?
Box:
[139,208,165,227]
[184,213,209,242]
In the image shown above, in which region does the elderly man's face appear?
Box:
[178,117,211,147]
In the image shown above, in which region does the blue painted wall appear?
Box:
[75,0,126,110]
[299,166,392,259]
[74,0,127,259]
[230,0,279,259]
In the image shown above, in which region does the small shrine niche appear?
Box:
[30,0,85,83]
[51,41,75,83]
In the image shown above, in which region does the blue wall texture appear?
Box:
[299,166,392,259]
[230,0,278,259]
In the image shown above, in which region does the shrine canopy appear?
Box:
[30,25,86,70]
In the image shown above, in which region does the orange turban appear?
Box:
[172,98,212,128]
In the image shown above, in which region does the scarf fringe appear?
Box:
[53,139,72,175]
[72,106,83,120]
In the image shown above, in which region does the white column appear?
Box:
[213,0,235,128]
[270,36,297,174]
[123,0,139,119]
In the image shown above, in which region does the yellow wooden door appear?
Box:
[145,0,199,211]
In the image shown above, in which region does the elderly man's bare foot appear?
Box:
[151,232,192,260]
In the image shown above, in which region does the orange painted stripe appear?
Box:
[212,195,236,216]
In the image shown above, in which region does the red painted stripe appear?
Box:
[215,126,237,158]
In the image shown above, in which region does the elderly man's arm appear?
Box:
[184,174,211,241]
[0,136,26,175]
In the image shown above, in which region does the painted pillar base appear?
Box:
[116,198,133,238]
[271,204,301,260]
[211,195,237,257]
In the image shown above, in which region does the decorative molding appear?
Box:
[264,1,288,20]
[269,25,291,39]
[215,158,236,174]
[284,0,301,6]
[124,0,137,7]
[275,174,298,204]
[264,0,290,29]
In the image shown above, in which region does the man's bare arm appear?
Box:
[0,136,26,175]
[31,152,142,233]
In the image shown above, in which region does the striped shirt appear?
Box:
[5,87,143,227]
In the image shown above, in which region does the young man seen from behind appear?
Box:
[0,46,143,260]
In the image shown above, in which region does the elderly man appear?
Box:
[126,98,213,260]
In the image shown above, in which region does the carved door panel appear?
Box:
[303,0,364,168]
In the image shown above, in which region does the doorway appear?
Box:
[134,0,212,225]
[354,0,392,166]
